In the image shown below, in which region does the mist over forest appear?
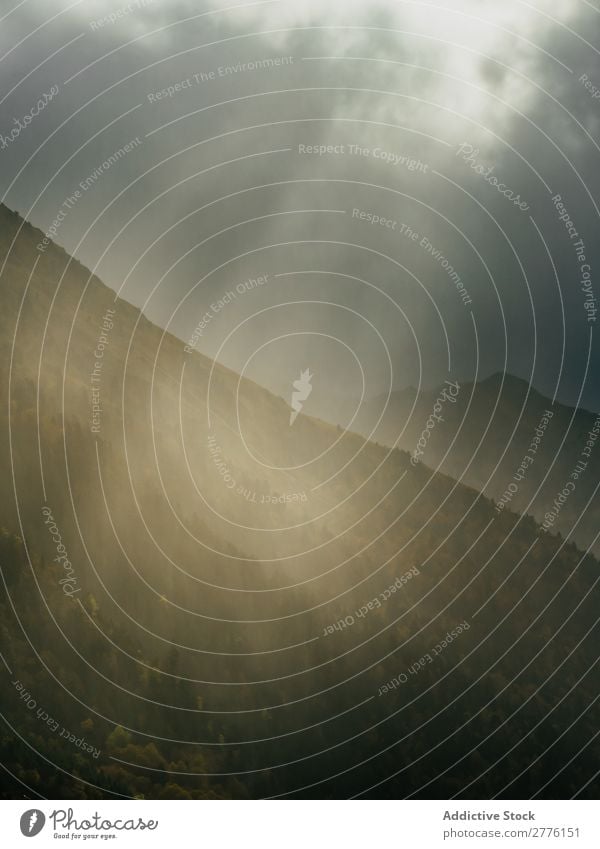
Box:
[0,0,599,803]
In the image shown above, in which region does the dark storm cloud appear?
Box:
[1,0,598,411]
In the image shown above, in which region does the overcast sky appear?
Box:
[1,0,598,415]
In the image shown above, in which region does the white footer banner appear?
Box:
[0,800,597,848]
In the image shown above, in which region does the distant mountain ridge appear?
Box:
[353,372,600,557]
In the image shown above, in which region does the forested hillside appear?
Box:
[1,204,599,799]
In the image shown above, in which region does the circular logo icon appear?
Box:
[20,810,45,837]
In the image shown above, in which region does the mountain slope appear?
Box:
[356,373,600,557]
[1,204,599,800]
